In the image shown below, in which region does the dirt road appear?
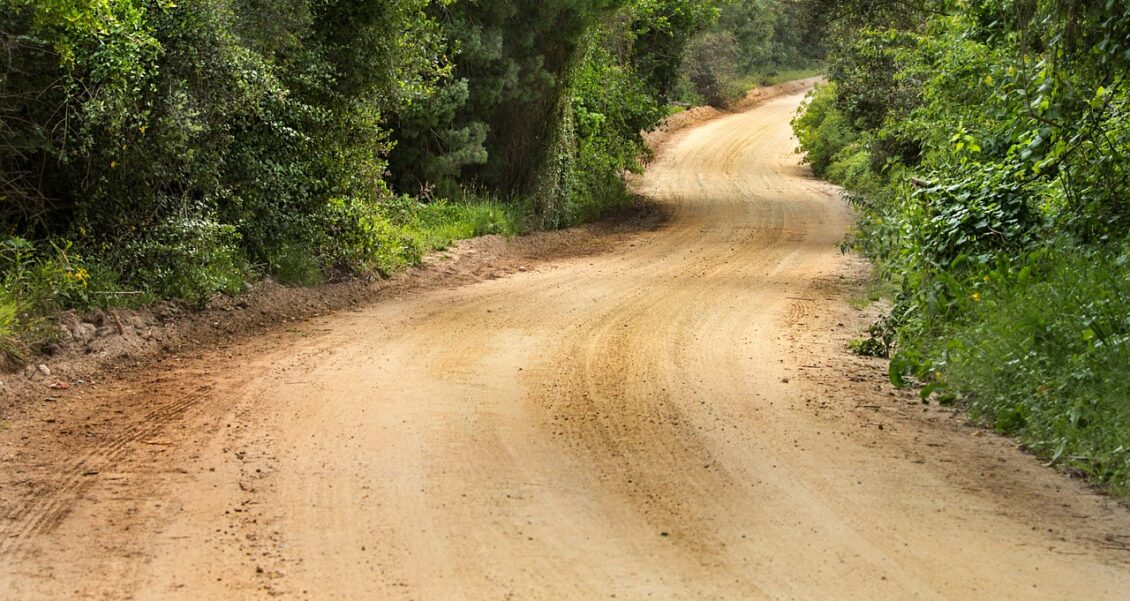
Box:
[3,91,1129,600]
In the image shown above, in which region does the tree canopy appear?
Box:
[0,1,822,328]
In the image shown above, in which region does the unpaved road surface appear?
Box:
[3,92,1130,600]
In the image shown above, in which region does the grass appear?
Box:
[270,243,325,287]
[0,194,528,351]
[400,198,524,253]
[735,67,824,89]
[670,65,825,112]
[0,288,23,360]
[941,241,1130,495]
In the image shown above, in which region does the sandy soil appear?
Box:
[2,91,1129,600]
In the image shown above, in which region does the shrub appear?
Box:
[792,83,859,178]
[118,216,249,305]
[791,3,1130,494]
[315,196,418,277]
[680,31,739,107]
[946,242,1130,494]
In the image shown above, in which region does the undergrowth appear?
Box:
[0,195,525,355]
[728,67,823,97]
[944,242,1130,494]
[792,5,1130,495]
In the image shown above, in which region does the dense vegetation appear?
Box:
[0,0,818,353]
[793,0,1130,493]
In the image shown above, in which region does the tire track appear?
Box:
[0,384,216,556]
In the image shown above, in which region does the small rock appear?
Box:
[37,364,51,377]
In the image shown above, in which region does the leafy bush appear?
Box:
[0,237,117,351]
[792,83,859,178]
[792,1,1130,493]
[946,242,1130,494]
[1,0,447,295]
[824,144,876,191]
[313,196,419,277]
[666,0,823,107]
[681,31,739,107]
[562,27,664,226]
[0,0,733,347]
[119,216,249,305]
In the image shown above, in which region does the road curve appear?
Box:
[4,91,1130,600]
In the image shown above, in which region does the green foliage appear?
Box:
[851,316,896,358]
[314,196,421,277]
[0,288,20,357]
[792,83,859,178]
[387,78,489,197]
[664,0,824,108]
[387,1,716,228]
[0,0,743,346]
[945,242,1130,493]
[827,27,920,131]
[387,0,630,203]
[629,0,722,100]
[729,67,824,90]
[681,30,739,107]
[561,24,666,226]
[793,0,1130,493]
[1,0,448,298]
[398,197,523,251]
[0,238,97,312]
[308,194,523,279]
[717,0,824,72]
[0,236,123,352]
[0,0,161,227]
[119,216,249,304]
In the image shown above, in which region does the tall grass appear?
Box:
[400,198,524,253]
